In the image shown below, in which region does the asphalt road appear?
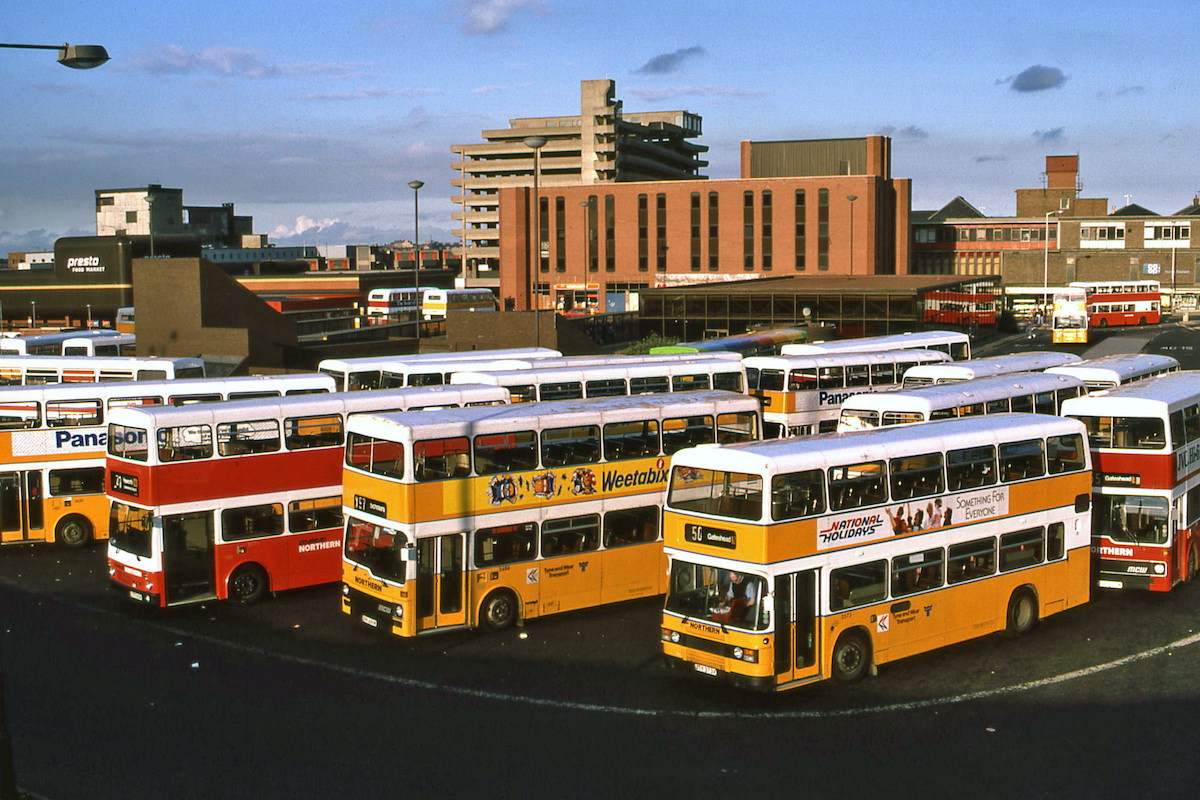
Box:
[6,324,1200,799]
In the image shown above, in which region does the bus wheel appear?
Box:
[1098,319,1108,327]
[831,630,871,683]
[480,590,518,631]
[56,515,92,548]
[1006,589,1038,635]
[1189,547,1199,582]
[228,564,268,604]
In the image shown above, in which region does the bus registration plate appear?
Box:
[693,663,718,677]
[361,614,379,628]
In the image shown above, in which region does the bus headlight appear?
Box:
[1154,563,1167,575]
[731,647,758,663]
[341,584,350,596]
[392,605,404,621]
[661,628,681,644]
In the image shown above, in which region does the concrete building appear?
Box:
[95,185,254,248]
[912,156,1200,313]
[496,135,911,314]
[450,79,707,288]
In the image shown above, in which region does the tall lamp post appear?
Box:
[846,195,858,276]
[1043,210,1061,317]
[408,180,424,340]
[0,41,109,800]
[0,42,110,69]
[523,136,547,344]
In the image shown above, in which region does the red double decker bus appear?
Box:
[1069,280,1161,328]
[105,384,509,607]
[1061,371,1200,591]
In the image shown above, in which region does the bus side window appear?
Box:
[999,439,1045,482]
[999,527,1045,571]
[947,537,996,583]
[602,505,659,548]
[946,445,995,491]
[1047,434,1086,474]
[830,561,887,610]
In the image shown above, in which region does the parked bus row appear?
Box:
[0,355,203,385]
[105,384,512,606]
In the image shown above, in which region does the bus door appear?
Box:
[415,534,466,631]
[0,471,46,544]
[774,569,821,685]
[162,511,216,605]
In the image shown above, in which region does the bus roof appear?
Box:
[346,390,760,440]
[447,359,745,385]
[902,351,1081,382]
[780,330,969,356]
[1060,370,1200,415]
[1045,353,1179,382]
[839,372,1085,414]
[106,384,510,428]
[317,348,561,372]
[669,413,1086,476]
[742,349,950,370]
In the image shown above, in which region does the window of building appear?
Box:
[708,192,720,271]
[795,190,806,271]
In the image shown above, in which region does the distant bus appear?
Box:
[0,330,124,357]
[115,307,135,334]
[365,288,422,323]
[61,333,137,357]
[1051,287,1088,345]
[837,372,1085,432]
[899,352,1081,388]
[782,330,971,361]
[743,349,951,437]
[649,328,808,357]
[422,288,496,320]
[1070,280,1161,328]
[0,355,205,385]
[1046,354,1180,393]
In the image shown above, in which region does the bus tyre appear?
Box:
[1189,547,1198,583]
[831,630,871,684]
[228,564,268,604]
[1006,589,1038,636]
[480,590,518,631]
[56,515,92,548]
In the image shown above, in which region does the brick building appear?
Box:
[497,136,911,313]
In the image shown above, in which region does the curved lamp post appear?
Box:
[0,42,110,69]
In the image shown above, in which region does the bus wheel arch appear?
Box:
[1006,586,1038,635]
[228,563,269,604]
[55,514,93,548]
[831,628,872,683]
[1188,545,1199,583]
[480,589,519,631]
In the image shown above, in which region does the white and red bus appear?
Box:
[1061,371,1200,591]
[106,384,510,607]
[1070,280,1161,328]
[0,373,335,548]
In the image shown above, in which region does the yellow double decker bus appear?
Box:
[660,413,1092,691]
[340,391,761,635]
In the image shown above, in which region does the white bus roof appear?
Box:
[780,330,969,356]
[346,390,760,441]
[670,413,1087,476]
[1060,370,1200,416]
[743,349,950,371]
[1046,353,1179,383]
[839,372,1085,415]
[901,351,1082,383]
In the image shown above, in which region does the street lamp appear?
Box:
[524,136,547,343]
[846,195,858,276]
[0,42,110,69]
[408,180,424,340]
[1043,209,1061,317]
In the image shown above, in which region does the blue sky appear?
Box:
[3,0,1198,253]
